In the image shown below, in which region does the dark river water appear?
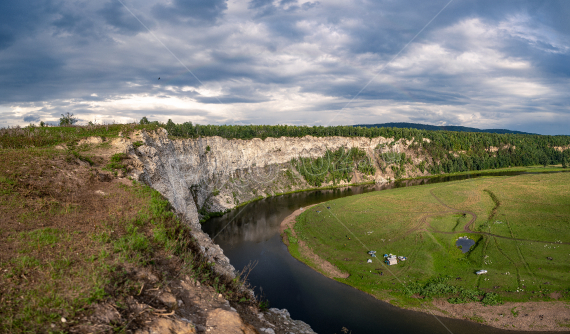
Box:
[202,171,564,334]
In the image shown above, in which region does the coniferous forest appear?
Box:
[157,119,570,174]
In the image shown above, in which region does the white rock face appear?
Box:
[125,129,430,334]
[132,128,398,226]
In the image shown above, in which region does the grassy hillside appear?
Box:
[0,139,254,333]
[290,172,570,307]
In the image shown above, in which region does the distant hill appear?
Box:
[353,122,535,135]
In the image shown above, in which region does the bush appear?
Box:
[59,112,78,126]
[481,292,503,306]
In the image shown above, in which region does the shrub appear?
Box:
[59,112,78,126]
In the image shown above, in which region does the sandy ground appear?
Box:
[279,203,570,332]
[280,205,349,279]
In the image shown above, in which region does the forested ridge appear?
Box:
[158,119,570,174]
[352,122,535,135]
[2,119,569,176]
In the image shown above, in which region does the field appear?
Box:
[291,172,570,307]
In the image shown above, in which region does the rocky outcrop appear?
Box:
[130,129,427,226]
[124,129,430,284]
[123,129,431,334]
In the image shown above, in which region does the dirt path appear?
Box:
[280,205,349,279]
[426,189,570,245]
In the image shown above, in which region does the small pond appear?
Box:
[456,237,475,253]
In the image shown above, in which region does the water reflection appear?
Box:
[456,237,475,253]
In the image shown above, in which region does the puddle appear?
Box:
[456,237,475,253]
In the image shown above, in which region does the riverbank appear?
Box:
[280,205,349,279]
[279,178,570,332]
[209,166,569,225]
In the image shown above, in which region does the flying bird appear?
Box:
[158,77,160,80]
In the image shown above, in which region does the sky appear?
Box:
[1,0,569,135]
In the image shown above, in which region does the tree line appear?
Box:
[153,118,570,171]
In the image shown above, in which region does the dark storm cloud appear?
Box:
[23,114,41,123]
[53,12,96,38]
[152,0,228,24]
[0,1,57,50]
[99,1,150,35]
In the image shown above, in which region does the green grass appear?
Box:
[406,165,568,181]
[289,172,570,307]
[0,123,160,149]
[19,228,65,249]
[0,164,254,333]
[104,153,129,175]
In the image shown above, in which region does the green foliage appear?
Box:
[105,153,128,174]
[113,224,150,259]
[59,112,78,126]
[70,150,94,165]
[401,272,501,305]
[0,176,16,185]
[292,147,372,186]
[0,123,159,149]
[93,231,111,244]
[20,228,62,248]
[132,141,144,148]
[259,299,270,311]
[510,307,519,317]
[418,160,427,173]
[160,121,570,171]
[110,153,127,163]
[139,117,150,125]
[481,292,503,306]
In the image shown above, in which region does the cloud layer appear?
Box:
[1,0,569,134]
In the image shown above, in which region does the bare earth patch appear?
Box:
[429,299,570,331]
[280,205,349,279]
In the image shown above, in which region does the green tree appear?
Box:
[59,112,78,126]
[165,119,176,134]
[139,116,150,125]
[563,157,568,168]
[539,153,549,167]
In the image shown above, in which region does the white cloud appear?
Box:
[499,14,570,54]
[1,0,570,134]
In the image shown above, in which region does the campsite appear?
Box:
[290,172,570,307]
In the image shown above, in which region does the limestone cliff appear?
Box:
[130,128,430,228]
[120,129,433,334]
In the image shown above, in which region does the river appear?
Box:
[202,171,563,334]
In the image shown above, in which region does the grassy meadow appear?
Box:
[290,172,570,307]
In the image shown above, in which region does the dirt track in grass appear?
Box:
[427,188,570,245]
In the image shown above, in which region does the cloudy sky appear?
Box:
[1,0,569,134]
